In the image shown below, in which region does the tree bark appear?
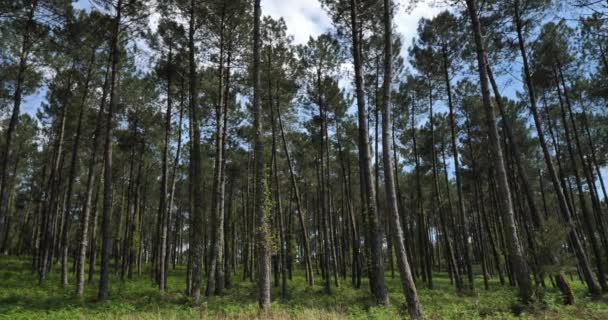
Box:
[276,101,314,287]
[0,0,38,236]
[157,43,173,293]
[98,0,123,301]
[464,0,533,303]
[381,0,422,317]
[61,48,97,288]
[348,0,388,304]
[252,0,271,310]
[442,46,474,290]
[207,7,227,296]
[187,0,205,303]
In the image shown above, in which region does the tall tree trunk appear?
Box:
[39,67,72,286]
[0,0,38,236]
[270,99,287,299]
[61,49,97,288]
[88,178,102,284]
[381,1,422,317]
[430,97,461,291]
[554,66,607,291]
[157,43,173,293]
[484,52,576,301]
[167,80,185,275]
[98,0,123,301]
[207,8,227,296]
[411,102,432,288]
[560,66,608,268]
[464,0,533,303]
[392,124,415,278]
[315,65,333,295]
[442,46,474,290]
[348,0,388,304]
[188,0,205,304]
[252,0,271,310]
[276,100,314,287]
[218,33,232,295]
[579,103,608,203]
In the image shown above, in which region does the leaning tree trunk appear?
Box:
[554,66,607,292]
[485,55,576,301]
[464,0,533,304]
[276,98,314,287]
[0,0,38,236]
[509,1,585,300]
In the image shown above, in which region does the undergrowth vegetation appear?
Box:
[1,257,607,319]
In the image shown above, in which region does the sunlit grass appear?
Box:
[1,257,607,319]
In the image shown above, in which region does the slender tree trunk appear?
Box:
[411,102,431,288]
[188,0,204,303]
[349,0,388,304]
[430,98,461,291]
[0,0,38,236]
[270,100,287,299]
[207,8,227,296]
[98,0,123,300]
[554,66,607,291]
[465,0,533,303]
[157,43,173,293]
[217,34,233,295]
[39,67,72,286]
[484,47,576,301]
[442,47,474,290]
[508,0,599,296]
[88,178,102,284]
[167,82,185,275]
[560,66,608,262]
[61,49,97,288]
[579,104,608,203]
[381,1,422,317]
[252,0,270,310]
[276,103,314,286]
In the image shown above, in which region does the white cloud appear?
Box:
[394,0,442,57]
[22,0,440,117]
[262,0,440,55]
[263,0,332,44]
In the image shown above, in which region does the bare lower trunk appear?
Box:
[98,0,123,300]
[63,49,97,289]
[381,1,422,317]
[188,0,204,303]
[349,0,388,304]
[252,0,270,310]
[465,0,532,303]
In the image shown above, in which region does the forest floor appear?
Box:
[1,257,607,319]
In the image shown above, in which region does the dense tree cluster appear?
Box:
[0,0,607,317]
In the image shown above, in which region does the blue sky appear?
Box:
[17,0,607,194]
[22,0,441,116]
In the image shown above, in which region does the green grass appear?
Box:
[1,257,607,319]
